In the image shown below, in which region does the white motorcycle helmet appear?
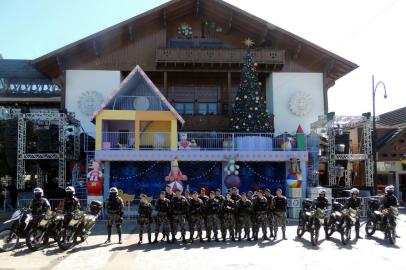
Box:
[65,186,75,197]
[109,187,118,196]
[319,189,326,197]
[350,188,359,195]
[33,187,44,198]
[385,185,395,195]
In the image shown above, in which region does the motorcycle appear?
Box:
[365,199,399,244]
[296,199,317,245]
[57,200,103,251]
[26,209,64,251]
[326,202,352,245]
[0,208,33,252]
[311,208,326,246]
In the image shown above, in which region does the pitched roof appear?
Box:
[91,65,185,125]
[0,59,50,80]
[32,0,358,80]
[377,106,406,128]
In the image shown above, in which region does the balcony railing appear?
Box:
[112,96,166,111]
[101,131,306,151]
[156,48,285,65]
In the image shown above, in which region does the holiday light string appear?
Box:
[112,162,159,180]
[187,162,218,181]
[242,162,284,183]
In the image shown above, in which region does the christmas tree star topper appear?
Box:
[244,38,255,48]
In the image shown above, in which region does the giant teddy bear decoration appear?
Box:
[165,159,188,193]
[87,160,104,196]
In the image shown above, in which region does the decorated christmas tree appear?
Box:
[231,38,273,133]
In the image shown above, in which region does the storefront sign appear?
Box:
[394,145,406,152]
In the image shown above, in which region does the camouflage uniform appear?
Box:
[215,194,225,239]
[236,199,252,241]
[253,196,269,240]
[106,195,124,242]
[265,194,274,237]
[344,197,362,238]
[206,197,221,241]
[272,196,287,239]
[171,195,189,243]
[188,197,204,242]
[154,197,171,242]
[222,198,236,241]
[138,201,153,243]
[199,193,209,236]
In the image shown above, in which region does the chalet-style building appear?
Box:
[0,0,358,206]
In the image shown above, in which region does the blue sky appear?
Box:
[0,0,404,115]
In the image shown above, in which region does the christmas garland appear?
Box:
[242,162,285,183]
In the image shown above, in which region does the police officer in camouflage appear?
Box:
[30,187,50,223]
[215,188,225,240]
[154,191,171,243]
[105,187,124,244]
[264,188,274,237]
[272,188,288,240]
[188,191,204,243]
[236,192,252,241]
[206,191,221,242]
[137,194,153,244]
[171,188,189,243]
[199,187,209,238]
[63,186,81,228]
[344,188,363,239]
[222,193,236,241]
[253,190,269,240]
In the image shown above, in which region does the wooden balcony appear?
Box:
[156,48,285,71]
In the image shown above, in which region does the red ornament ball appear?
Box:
[224,175,241,188]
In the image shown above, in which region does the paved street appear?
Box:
[1,212,406,270]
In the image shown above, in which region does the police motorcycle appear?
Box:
[0,208,33,252]
[296,199,319,245]
[57,200,103,250]
[365,198,399,245]
[326,202,352,245]
[26,209,65,251]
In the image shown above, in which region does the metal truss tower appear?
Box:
[311,115,373,187]
[16,112,80,190]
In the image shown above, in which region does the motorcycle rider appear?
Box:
[312,188,329,239]
[382,185,399,238]
[137,194,153,244]
[154,191,171,243]
[63,186,81,228]
[105,187,124,244]
[30,187,51,223]
[344,188,362,239]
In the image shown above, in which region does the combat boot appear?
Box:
[273,230,277,240]
[207,231,211,242]
[138,234,143,244]
[153,233,159,243]
[148,233,152,244]
[237,232,242,241]
[215,234,220,242]
[282,231,287,240]
[355,228,363,239]
[199,234,204,243]
[253,231,258,241]
[182,233,187,243]
[263,232,269,240]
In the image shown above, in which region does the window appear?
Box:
[175,103,194,115]
[198,103,217,115]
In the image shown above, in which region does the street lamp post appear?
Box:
[372,75,387,195]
